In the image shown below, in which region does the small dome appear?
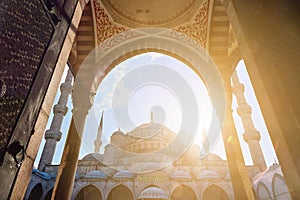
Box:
[113,171,135,179]
[203,153,223,161]
[138,187,168,199]
[170,170,192,179]
[85,170,107,179]
[32,169,52,180]
[82,153,103,162]
[197,170,219,179]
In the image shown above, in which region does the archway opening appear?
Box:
[79,51,222,163]
[107,185,133,200]
[257,182,272,200]
[202,185,229,200]
[272,174,291,200]
[28,183,43,200]
[75,185,102,200]
[171,185,197,200]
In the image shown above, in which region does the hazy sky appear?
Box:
[35,52,277,168]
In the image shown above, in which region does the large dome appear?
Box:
[128,122,176,140]
[125,122,177,153]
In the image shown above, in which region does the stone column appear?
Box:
[94,112,103,153]
[38,70,73,171]
[232,70,267,171]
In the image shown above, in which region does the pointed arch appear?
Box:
[171,184,197,200]
[107,184,134,200]
[272,173,291,200]
[256,182,272,200]
[202,184,229,200]
[45,188,53,200]
[28,183,43,200]
[75,185,102,200]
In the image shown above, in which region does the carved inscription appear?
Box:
[0,0,53,163]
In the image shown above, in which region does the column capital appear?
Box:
[45,130,62,141]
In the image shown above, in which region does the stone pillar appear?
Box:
[232,70,267,171]
[38,70,73,171]
[221,0,300,198]
[94,112,103,153]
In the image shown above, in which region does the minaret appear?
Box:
[94,112,103,153]
[201,128,210,156]
[38,70,73,171]
[232,70,267,171]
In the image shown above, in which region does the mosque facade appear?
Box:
[24,66,292,200]
[25,120,290,200]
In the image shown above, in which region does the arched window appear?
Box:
[202,184,229,200]
[171,185,197,200]
[107,185,133,200]
[28,183,43,200]
[272,174,291,200]
[257,182,272,200]
[75,185,102,200]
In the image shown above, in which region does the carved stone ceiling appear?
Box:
[99,0,204,28]
[93,0,210,48]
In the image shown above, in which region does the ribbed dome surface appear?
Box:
[138,187,168,199]
[82,153,103,162]
[129,122,175,139]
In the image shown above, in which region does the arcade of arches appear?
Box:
[1,0,300,199]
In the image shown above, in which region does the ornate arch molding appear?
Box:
[170,184,199,200]
[73,183,103,200]
[73,27,226,129]
[272,173,290,200]
[201,183,231,199]
[257,182,272,200]
[105,184,135,200]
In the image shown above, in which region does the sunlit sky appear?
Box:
[35,52,278,168]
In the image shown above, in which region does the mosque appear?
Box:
[1,0,300,199]
[24,70,291,200]
[24,120,291,200]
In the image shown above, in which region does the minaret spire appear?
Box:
[232,70,267,171]
[150,111,153,122]
[38,69,73,171]
[201,127,210,156]
[94,111,104,153]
